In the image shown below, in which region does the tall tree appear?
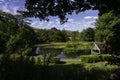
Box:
[35,29,50,43]
[95,11,120,65]
[79,27,94,42]
[0,11,19,54]
[71,31,79,54]
[0,11,37,54]
[6,25,37,55]
[95,11,115,43]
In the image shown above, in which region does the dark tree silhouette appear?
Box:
[20,0,120,24]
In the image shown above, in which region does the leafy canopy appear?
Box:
[21,0,120,23]
[0,11,37,54]
[80,27,94,42]
[95,11,120,65]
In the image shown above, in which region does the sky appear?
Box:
[0,0,99,32]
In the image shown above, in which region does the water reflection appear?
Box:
[32,46,80,59]
[57,52,66,58]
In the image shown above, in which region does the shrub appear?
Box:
[80,54,111,63]
[50,57,60,63]
[64,41,93,56]
[108,68,120,80]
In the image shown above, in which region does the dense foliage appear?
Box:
[0,55,116,80]
[80,54,110,63]
[95,11,120,65]
[64,42,93,57]
[0,11,37,54]
[34,27,69,43]
[79,27,94,42]
[22,0,120,23]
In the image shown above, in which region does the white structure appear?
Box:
[91,43,106,54]
[36,47,40,55]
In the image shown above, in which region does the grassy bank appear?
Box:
[0,55,117,80]
[35,41,93,56]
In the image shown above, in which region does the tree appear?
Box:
[35,29,50,43]
[71,31,79,54]
[61,29,69,42]
[95,11,120,65]
[0,11,19,54]
[79,27,94,42]
[95,11,116,43]
[21,0,120,23]
[0,31,7,53]
[6,25,37,55]
[0,11,37,55]
[34,27,69,43]
[49,27,63,42]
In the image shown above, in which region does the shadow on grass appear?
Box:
[0,55,116,80]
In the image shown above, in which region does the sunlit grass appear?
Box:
[36,42,66,49]
[60,56,118,70]
[36,41,94,49]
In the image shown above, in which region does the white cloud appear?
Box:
[55,19,59,22]
[2,3,10,13]
[0,0,4,2]
[84,16,98,20]
[84,16,92,19]
[13,6,19,14]
[1,2,19,14]
[68,19,74,22]
[30,18,96,32]
[0,0,22,14]
[93,16,98,19]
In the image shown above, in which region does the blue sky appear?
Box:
[0,0,98,32]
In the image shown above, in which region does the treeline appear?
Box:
[34,27,69,43]
[35,27,95,43]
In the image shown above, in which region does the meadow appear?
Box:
[0,42,119,80]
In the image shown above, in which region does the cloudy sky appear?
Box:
[0,0,98,32]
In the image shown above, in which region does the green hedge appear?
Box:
[80,54,111,63]
[63,41,93,56]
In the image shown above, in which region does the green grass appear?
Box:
[60,54,118,70]
[33,41,118,70]
[36,42,66,49]
[78,41,93,50]
[61,58,81,64]
[61,58,118,70]
[35,41,94,55]
[63,41,93,55]
[35,41,93,50]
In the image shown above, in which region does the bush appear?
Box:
[64,48,91,57]
[50,57,60,63]
[108,68,120,80]
[64,41,93,56]
[80,54,111,63]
